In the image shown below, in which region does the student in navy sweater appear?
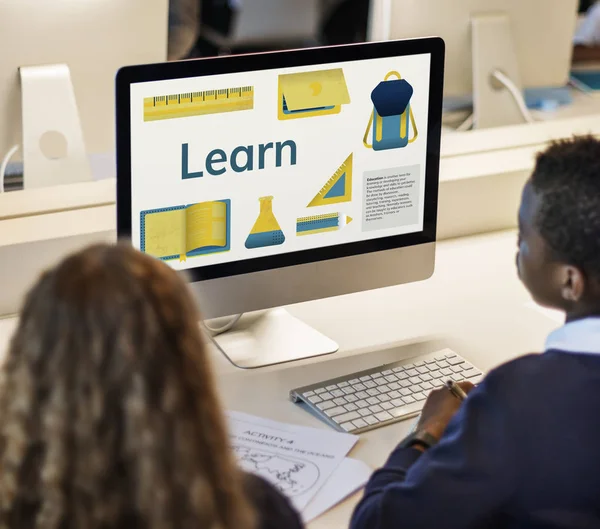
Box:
[350,135,600,529]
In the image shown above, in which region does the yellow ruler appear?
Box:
[143,86,254,122]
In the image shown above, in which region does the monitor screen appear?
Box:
[128,52,432,270]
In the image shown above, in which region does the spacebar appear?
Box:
[390,401,424,418]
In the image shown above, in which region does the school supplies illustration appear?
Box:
[143,87,254,122]
[278,68,350,120]
[296,212,353,236]
[245,196,286,249]
[363,71,418,151]
[141,200,230,260]
[307,153,353,208]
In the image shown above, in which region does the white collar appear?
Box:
[545,317,600,355]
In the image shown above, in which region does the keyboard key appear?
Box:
[358,408,371,417]
[308,395,323,404]
[378,394,391,403]
[356,391,369,399]
[340,421,357,432]
[365,416,379,425]
[392,367,404,373]
[317,401,335,411]
[468,374,484,385]
[437,360,449,368]
[420,381,433,391]
[321,392,333,400]
[375,411,393,422]
[346,394,358,403]
[364,381,376,389]
[390,401,423,418]
[334,411,361,424]
[388,390,401,399]
[382,370,393,376]
[304,390,315,397]
[315,388,326,394]
[412,391,426,401]
[385,375,398,383]
[451,365,463,374]
[419,373,432,382]
[414,361,425,367]
[416,366,429,374]
[342,387,356,395]
[402,395,416,404]
[367,397,380,406]
[409,377,422,385]
[424,358,437,364]
[434,355,446,361]
[369,404,384,413]
[391,398,404,407]
[445,353,457,359]
[440,368,453,377]
[345,403,358,412]
[446,356,465,366]
[406,369,419,377]
[348,378,360,385]
[367,388,380,397]
[359,375,372,382]
[354,383,367,391]
[356,399,370,409]
[333,397,347,406]
[326,385,337,391]
[462,368,480,378]
[400,388,411,397]
[338,381,349,388]
[400,380,412,388]
[429,369,441,378]
[331,389,345,397]
[325,406,347,417]
[352,418,368,429]
[379,384,391,393]
[380,401,394,411]
[398,372,410,381]
[388,382,400,390]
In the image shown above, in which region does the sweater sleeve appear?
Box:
[242,472,304,529]
[350,370,516,529]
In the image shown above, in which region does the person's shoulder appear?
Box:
[242,472,304,529]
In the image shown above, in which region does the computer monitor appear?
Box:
[116,38,444,368]
[0,0,168,189]
[369,0,579,128]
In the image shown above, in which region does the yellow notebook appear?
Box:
[141,200,231,261]
[278,68,351,120]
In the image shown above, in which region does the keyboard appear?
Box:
[290,349,483,434]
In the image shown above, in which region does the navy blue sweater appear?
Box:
[350,350,600,529]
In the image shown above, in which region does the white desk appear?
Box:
[0,230,563,528]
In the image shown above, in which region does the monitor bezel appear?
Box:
[116,38,445,282]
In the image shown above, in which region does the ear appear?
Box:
[561,265,586,302]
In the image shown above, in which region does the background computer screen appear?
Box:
[128,51,432,271]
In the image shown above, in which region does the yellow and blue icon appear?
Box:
[296,212,353,236]
[245,196,286,249]
[307,153,353,208]
[278,68,351,121]
[363,71,418,151]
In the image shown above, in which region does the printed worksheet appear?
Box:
[226,411,358,511]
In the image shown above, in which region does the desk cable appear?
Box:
[455,70,535,131]
[0,144,19,193]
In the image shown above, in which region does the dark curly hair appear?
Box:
[530,135,600,279]
[0,244,256,529]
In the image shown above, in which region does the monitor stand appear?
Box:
[20,64,92,189]
[208,308,339,369]
[471,13,528,129]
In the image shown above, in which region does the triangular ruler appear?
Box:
[307,153,353,207]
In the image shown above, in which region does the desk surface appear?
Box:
[0,230,562,528]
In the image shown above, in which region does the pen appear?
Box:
[445,379,468,401]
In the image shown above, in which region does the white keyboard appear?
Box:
[290,349,483,434]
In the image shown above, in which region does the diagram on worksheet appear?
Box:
[232,446,320,497]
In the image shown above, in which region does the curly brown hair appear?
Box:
[0,244,256,529]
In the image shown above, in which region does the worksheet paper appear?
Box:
[302,457,372,523]
[226,411,358,512]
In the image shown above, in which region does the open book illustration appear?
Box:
[141,200,231,261]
